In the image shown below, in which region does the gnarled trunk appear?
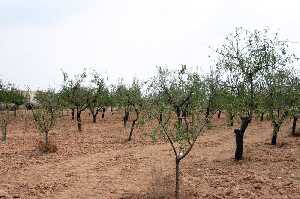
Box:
[89,107,99,123]
[234,117,251,160]
[128,109,139,141]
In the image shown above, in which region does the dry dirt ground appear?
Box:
[0,111,299,199]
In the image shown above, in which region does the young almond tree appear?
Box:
[0,81,9,143]
[108,88,117,115]
[114,82,131,128]
[0,110,10,143]
[203,68,221,123]
[87,72,110,123]
[61,71,88,131]
[0,81,24,143]
[216,27,296,160]
[147,66,217,199]
[2,86,25,117]
[289,75,300,136]
[260,69,298,144]
[32,90,60,147]
[218,85,239,127]
[114,80,144,141]
[126,80,144,141]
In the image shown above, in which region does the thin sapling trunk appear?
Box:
[102,107,106,119]
[76,110,82,131]
[175,158,180,199]
[292,116,298,135]
[1,123,7,143]
[71,108,75,120]
[44,131,49,145]
[128,108,139,141]
[123,109,129,127]
[271,123,280,145]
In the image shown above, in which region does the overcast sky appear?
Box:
[0,0,300,90]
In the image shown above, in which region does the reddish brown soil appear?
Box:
[0,111,299,199]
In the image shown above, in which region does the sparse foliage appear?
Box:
[32,90,60,148]
[147,65,216,199]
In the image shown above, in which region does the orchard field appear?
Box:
[1,28,300,198]
[0,110,299,199]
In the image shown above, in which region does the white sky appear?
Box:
[0,0,300,90]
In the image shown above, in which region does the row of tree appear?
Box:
[1,27,299,199]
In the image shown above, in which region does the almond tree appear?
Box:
[289,75,300,136]
[126,80,144,141]
[216,27,295,160]
[114,80,144,141]
[114,82,130,127]
[259,69,298,144]
[0,81,25,143]
[0,81,10,143]
[61,71,88,131]
[87,72,110,123]
[203,68,221,123]
[0,110,10,143]
[147,66,217,199]
[32,90,60,146]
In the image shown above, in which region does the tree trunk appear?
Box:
[175,158,180,199]
[2,124,7,143]
[260,113,264,121]
[14,109,17,117]
[292,116,298,135]
[111,106,114,115]
[218,110,221,119]
[92,114,97,123]
[234,129,243,160]
[159,113,162,124]
[77,111,82,131]
[128,120,136,141]
[71,108,75,120]
[102,107,105,119]
[234,117,251,160]
[123,110,129,127]
[271,123,279,145]
[128,109,139,141]
[229,112,234,126]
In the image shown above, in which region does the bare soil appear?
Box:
[0,111,299,199]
